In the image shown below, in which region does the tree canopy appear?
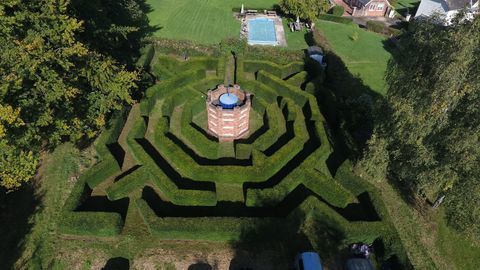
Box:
[0,0,139,189]
[279,0,330,22]
[360,16,480,243]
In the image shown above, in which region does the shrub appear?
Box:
[366,21,402,36]
[150,38,219,56]
[244,46,304,65]
[318,14,354,24]
[330,6,345,16]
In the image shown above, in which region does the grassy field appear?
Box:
[316,20,391,95]
[436,211,480,270]
[146,0,277,44]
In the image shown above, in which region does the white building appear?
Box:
[415,0,479,24]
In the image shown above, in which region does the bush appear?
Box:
[150,38,219,56]
[257,70,308,106]
[318,14,354,24]
[366,21,402,36]
[330,6,345,16]
[60,176,124,236]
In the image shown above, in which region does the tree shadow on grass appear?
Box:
[0,184,42,269]
[229,197,347,270]
[304,30,386,169]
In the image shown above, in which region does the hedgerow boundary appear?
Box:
[58,51,410,266]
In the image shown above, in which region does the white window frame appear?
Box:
[377,3,385,10]
[369,4,376,10]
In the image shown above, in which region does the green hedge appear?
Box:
[60,176,123,236]
[286,71,308,88]
[84,156,121,188]
[106,167,150,200]
[330,6,345,16]
[252,103,287,151]
[243,60,304,79]
[318,15,354,24]
[240,80,278,104]
[136,199,264,241]
[145,69,206,115]
[246,168,355,208]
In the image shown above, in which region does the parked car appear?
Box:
[294,251,323,270]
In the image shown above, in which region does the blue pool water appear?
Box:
[248,18,277,45]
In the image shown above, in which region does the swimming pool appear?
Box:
[248,18,278,46]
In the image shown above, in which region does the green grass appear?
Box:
[316,20,391,95]
[436,211,480,270]
[146,0,277,44]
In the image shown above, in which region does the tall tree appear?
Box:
[360,16,480,243]
[0,0,138,189]
[70,0,153,65]
[280,0,329,23]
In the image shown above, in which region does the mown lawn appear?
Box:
[436,211,480,270]
[316,20,391,95]
[146,0,277,44]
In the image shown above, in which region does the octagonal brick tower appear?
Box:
[206,84,251,141]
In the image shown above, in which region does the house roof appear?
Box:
[415,0,478,17]
[415,0,448,17]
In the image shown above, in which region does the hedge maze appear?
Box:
[59,50,402,256]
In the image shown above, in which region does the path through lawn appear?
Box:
[317,20,391,95]
[146,0,277,44]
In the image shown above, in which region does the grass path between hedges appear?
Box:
[361,172,455,269]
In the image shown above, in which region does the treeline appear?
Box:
[360,16,480,243]
[0,0,152,189]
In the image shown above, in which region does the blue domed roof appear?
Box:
[219,93,238,109]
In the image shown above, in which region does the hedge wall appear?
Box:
[243,60,304,79]
[60,177,123,236]
[126,115,217,206]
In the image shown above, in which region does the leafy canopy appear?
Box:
[360,16,480,243]
[279,0,330,22]
[0,0,138,189]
